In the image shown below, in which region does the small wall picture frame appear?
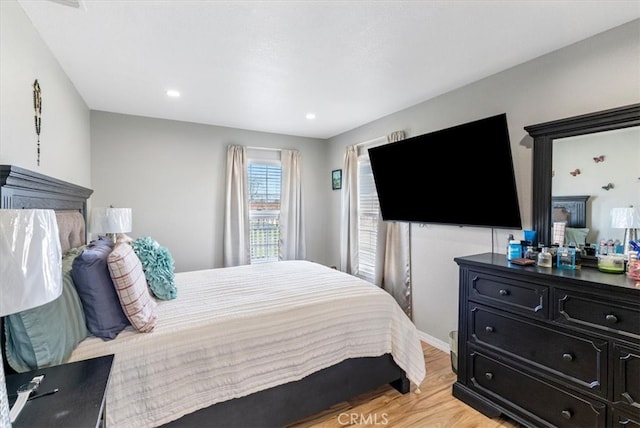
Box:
[332,169,342,190]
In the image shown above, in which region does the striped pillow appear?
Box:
[107,242,158,332]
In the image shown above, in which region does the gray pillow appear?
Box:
[71,239,130,339]
[5,248,89,372]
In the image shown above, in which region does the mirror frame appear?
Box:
[524,103,640,246]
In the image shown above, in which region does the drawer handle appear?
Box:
[605,314,618,324]
[485,326,494,333]
[562,353,573,362]
[498,289,509,296]
[561,410,572,420]
[485,372,493,380]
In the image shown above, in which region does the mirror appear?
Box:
[553,126,639,244]
[525,103,640,248]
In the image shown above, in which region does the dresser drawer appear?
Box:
[468,271,548,319]
[612,407,640,427]
[468,349,607,428]
[470,304,607,397]
[613,343,640,419]
[555,289,640,339]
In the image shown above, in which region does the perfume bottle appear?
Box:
[557,246,576,270]
[537,247,552,268]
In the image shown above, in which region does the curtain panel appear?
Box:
[377,131,412,318]
[223,145,250,267]
[279,149,306,260]
[340,132,412,318]
[340,145,359,274]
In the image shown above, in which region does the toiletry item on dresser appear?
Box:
[506,234,514,258]
[507,239,521,261]
[557,246,578,270]
[627,251,640,280]
[598,253,625,273]
[537,247,552,268]
[524,245,537,261]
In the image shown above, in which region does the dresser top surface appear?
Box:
[455,252,640,293]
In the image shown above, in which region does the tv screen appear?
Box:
[368,113,522,229]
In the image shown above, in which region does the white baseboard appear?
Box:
[417,330,451,353]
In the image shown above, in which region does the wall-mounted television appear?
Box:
[368,113,522,229]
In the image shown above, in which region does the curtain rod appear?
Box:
[355,135,386,147]
[247,146,282,152]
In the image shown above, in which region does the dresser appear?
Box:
[453,253,640,428]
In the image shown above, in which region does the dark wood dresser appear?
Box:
[453,253,640,428]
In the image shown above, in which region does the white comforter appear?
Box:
[67,260,426,427]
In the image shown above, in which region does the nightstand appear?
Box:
[6,354,114,427]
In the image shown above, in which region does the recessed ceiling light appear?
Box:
[305,113,316,120]
[166,90,180,98]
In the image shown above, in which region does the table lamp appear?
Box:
[89,207,132,243]
[0,209,62,426]
[611,206,640,257]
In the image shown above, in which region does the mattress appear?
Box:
[67,260,426,427]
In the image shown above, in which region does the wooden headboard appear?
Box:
[0,164,93,224]
[1,164,93,374]
[551,195,590,228]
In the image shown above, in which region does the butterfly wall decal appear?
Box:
[569,168,581,176]
[593,155,605,163]
[602,183,614,191]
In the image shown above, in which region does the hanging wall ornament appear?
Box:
[602,183,614,191]
[33,79,42,166]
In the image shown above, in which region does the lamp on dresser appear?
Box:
[0,209,62,426]
[89,206,132,243]
[611,206,640,257]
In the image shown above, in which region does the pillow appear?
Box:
[565,227,590,246]
[71,239,130,340]
[131,236,177,300]
[5,247,89,372]
[107,242,158,332]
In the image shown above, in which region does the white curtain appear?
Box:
[279,149,306,260]
[223,145,250,267]
[339,145,359,274]
[375,130,412,318]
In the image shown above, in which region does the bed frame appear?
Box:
[0,164,411,427]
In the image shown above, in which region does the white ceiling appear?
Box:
[18,0,640,139]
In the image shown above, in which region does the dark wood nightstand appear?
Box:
[6,354,114,428]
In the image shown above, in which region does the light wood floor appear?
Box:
[288,342,520,427]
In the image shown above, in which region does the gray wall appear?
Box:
[90,111,328,272]
[326,20,640,348]
[0,0,91,187]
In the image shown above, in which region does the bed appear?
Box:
[0,165,426,428]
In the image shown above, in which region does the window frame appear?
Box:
[247,157,282,264]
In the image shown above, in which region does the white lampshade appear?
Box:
[610,207,640,229]
[0,209,63,427]
[0,209,63,315]
[90,207,132,234]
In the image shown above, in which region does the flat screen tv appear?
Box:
[368,113,522,229]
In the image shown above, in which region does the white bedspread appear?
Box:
[67,260,426,427]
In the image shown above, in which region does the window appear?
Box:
[357,154,380,282]
[248,161,281,263]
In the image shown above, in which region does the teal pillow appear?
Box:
[5,247,89,372]
[131,236,177,300]
[565,227,590,246]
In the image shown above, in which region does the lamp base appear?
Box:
[623,228,639,257]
